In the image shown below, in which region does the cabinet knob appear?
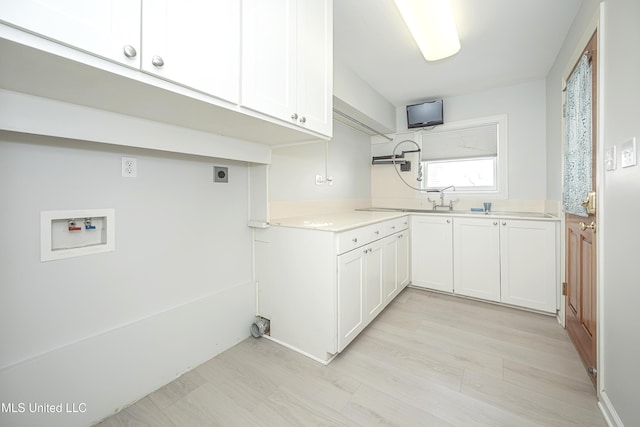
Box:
[493,221,498,226]
[151,55,164,68]
[374,230,379,235]
[398,234,404,238]
[502,222,507,226]
[299,116,307,124]
[446,219,451,223]
[123,45,137,58]
[352,237,358,243]
[291,113,299,120]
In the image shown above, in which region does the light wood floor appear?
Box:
[97,288,607,426]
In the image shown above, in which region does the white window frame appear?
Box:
[418,114,508,199]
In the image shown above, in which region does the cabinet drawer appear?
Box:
[335,217,409,255]
[336,225,376,254]
[384,217,409,235]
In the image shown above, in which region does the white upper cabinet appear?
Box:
[0,0,332,145]
[295,0,332,136]
[0,0,142,67]
[142,0,239,103]
[0,0,239,101]
[241,0,332,137]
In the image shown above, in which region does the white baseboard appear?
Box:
[0,281,254,427]
[599,390,624,427]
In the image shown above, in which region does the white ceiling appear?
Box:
[334,0,583,107]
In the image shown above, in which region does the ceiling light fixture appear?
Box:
[394,0,461,61]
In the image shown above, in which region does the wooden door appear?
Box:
[564,31,598,385]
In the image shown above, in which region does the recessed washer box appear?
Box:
[41,209,115,262]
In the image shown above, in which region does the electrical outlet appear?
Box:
[315,174,325,185]
[122,157,137,178]
[214,166,228,183]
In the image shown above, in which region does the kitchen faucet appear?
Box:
[428,185,457,211]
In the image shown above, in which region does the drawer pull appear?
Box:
[352,237,358,243]
[374,230,380,235]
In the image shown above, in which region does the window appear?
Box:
[419,115,507,198]
[425,157,496,191]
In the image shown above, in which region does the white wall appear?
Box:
[374,80,548,209]
[0,132,255,426]
[334,60,397,133]
[269,121,372,217]
[546,0,640,425]
[600,0,640,425]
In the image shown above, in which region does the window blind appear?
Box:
[421,123,498,160]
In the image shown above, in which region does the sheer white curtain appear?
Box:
[563,54,592,217]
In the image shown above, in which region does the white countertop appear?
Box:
[267,208,559,233]
[268,210,407,232]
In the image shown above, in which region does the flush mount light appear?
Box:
[394,0,461,61]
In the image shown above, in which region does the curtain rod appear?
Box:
[333,108,394,141]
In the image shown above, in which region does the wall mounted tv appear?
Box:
[406,99,444,128]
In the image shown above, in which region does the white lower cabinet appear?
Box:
[337,230,408,352]
[412,215,558,313]
[255,216,409,363]
[453,218,502,302]
[411,216,453,292]
[383,230,410,303]
[499,220,557,313]
[337,238,385,352]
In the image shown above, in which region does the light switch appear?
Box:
[621,137,637,168]
[605,146,616,171]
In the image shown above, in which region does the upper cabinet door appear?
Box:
[241,0,297,122]
[296,0,332,136]
[241,0,332,137]
[0,0,141,68]
[142,0,240,103]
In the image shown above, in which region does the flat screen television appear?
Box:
[406,99,444,128]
